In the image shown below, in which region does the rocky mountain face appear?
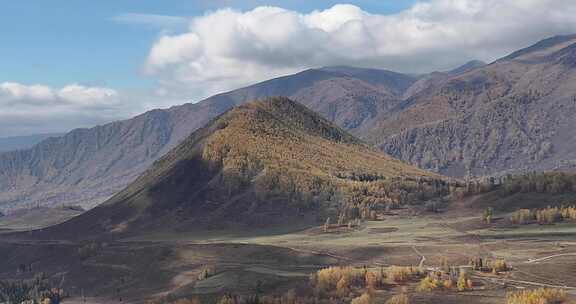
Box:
[370,35,576,177]
[0,67,418,211]
[47,98,441,237]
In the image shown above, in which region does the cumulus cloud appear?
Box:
[144,0,576,99]
[0,82,118,106]
[0,82,143,137]
[0,83,55,101]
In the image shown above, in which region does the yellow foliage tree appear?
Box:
[416,276,441,292]
[457,272,468,292]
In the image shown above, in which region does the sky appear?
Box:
[2,0,576,137]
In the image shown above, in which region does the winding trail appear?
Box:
[472,275,576,294]
[526,253,576,264]
[412,246,426,268]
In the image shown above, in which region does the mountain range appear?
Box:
[1,34,576,211]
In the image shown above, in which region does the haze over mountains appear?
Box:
[1,35,576,211]
[0,133,64,152]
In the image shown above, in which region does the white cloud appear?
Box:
[0,82,55,101]
[0,82,140,137]
[144,1,576,99]
[0,82,118,106]
[57,84,118,105]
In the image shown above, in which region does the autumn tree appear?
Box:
[365,271,379,290]
[457,271,469,292]
[482,207,493,224]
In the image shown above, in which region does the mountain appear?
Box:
[47,97,442,237]
[0,133,64,152]
[369,34,576,176]
[3,34,576,211]
[0,66,417,211]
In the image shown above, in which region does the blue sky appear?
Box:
[0,0,417,89]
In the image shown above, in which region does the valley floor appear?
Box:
[1,209,576,303]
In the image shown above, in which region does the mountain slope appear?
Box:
[368,34,576,176]
[48,97,442,237]
[0,67,417,211]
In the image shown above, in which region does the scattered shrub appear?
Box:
[351,293,372,304]
[490,259,509,273]
[77,242,102,261]
[457,271,470,292]
[335,277,350,297]
[416,276,443,292]
[365,270,381,290]
[385,294,409,304]
[386,266,423,283]
[536,207,561,224]
[197,266,215,281]
[511,206,576,225]
[506,288,566,304]
[0,273,66,304]
[511,209,533,224]
[313,266,364,293]
[482,207,494,224]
